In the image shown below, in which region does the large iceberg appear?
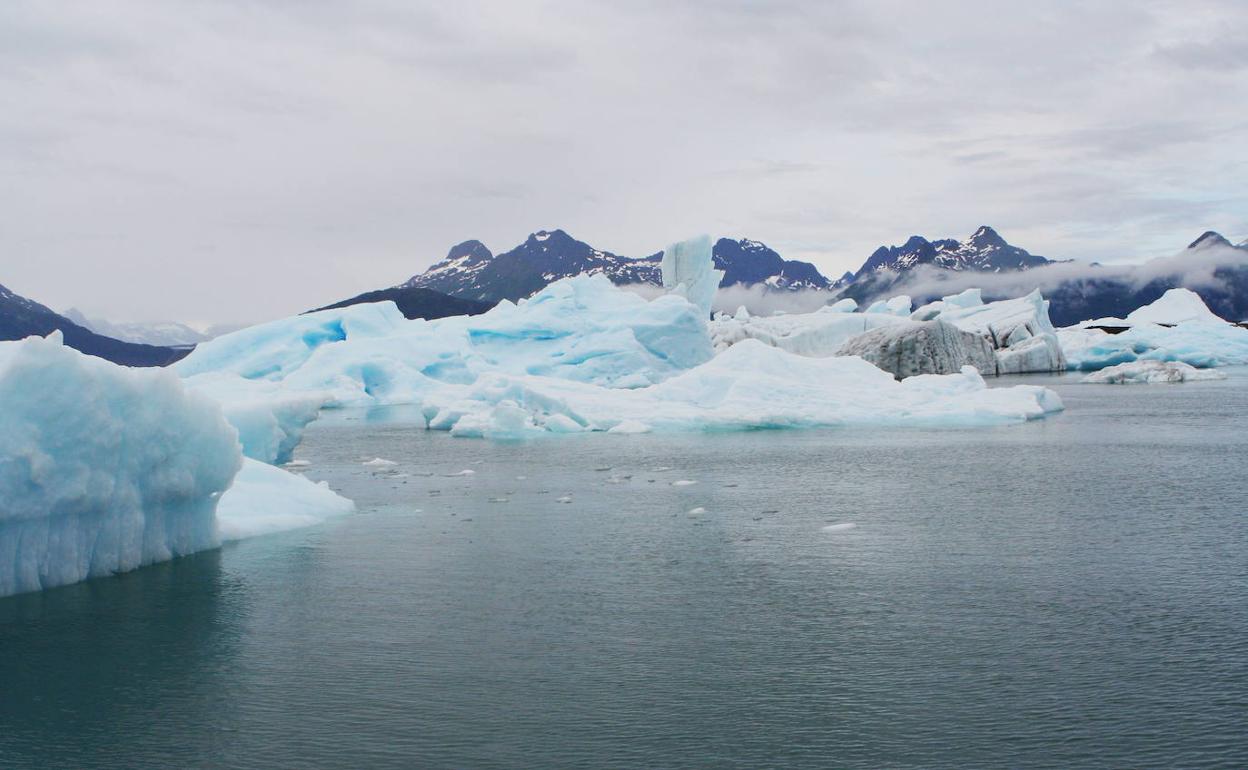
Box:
[710,288,1064,375]
[834,320,998,379]
[0,333,350,597]
[179,275,714,406]
[914,289,1066,374]
[421,340,1062,438]
[1059,290,1248,370]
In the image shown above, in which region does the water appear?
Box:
[3,372,1247,769]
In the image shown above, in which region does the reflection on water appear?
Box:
[1,371,1246,769]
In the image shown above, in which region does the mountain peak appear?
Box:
[446,239,492,263]
[966,225,1006,248]
[1187,231,1232,250]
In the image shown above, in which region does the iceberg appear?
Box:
[660,235,723,317]
[1059,291,1248,370]
[216,458,354,541]
[0,333,351,597]
[0,333,238,597]
[175,243,1063,442]
[179,274,714,407]
[1081,360,1228,384]
[834,319,998,379]
[917,289,1066,374]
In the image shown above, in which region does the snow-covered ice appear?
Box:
[1081,360,1228,384]
[217,458,354,540]
[661,235,723,318]
[1059,291,1248,371]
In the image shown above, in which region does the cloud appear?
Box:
[0,1,1245,324]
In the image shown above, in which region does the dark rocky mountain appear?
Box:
[840,228,1248,326]
[711,238,831,290]
[842,226,1051,303]
[0,282,188,366]
[1041,232,1248,325]
[402,230,832,304]
[309,286,492,320]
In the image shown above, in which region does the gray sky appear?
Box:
[2,0,1246,325]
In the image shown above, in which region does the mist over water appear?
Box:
[2,372,1246,769]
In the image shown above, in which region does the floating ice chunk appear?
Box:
[362,457,398,467]
[216,458,353,540]
[448,469,476,476]
[1081,360,1228,384]
[284,460,312,468]
[556,495,573,503]
[687,507,707,515]
[672,479,698,487]
[822,522,857,532]
[0,333,239,597]
[608,420,652,434]
[1059,321,1248,370]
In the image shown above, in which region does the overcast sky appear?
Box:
[2,0,1246,325]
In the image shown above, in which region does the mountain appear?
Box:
[309,286,492,320]
[403,229,832,303]
[1041,233,1248,325]
[840,228,1248,325]
[1,283,189,366]
[846,225,1050,292]
[62,308,209,347]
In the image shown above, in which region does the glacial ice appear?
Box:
[216,458,354,541]
[918,289,1066,374]
[0,333,352,597]
[835,319,998,379]
[661,235,724,318]
[1059,291,1248,370]
[1081,360,1228,385]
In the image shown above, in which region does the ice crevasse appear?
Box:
[0,333,351,597]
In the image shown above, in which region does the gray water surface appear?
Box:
[3,372,1247,769]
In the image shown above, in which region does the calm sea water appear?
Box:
[3,371,1247,769]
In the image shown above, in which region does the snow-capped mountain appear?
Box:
[402,230,832,304]
[1,282,187,366]
[62,308,210,347]
[854,226,1051,278]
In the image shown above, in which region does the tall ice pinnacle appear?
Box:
[661,235,723,317]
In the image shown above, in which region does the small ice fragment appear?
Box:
[687,507,707,515]
[362,458,397,467]
[822,522,857,533]
[653,466,673,472]
[556,495,573,503]
[594,466,613,472]
[488,497,509,503]
[284,460,311,468]
[672,479,697,487]
[447,469,476,476]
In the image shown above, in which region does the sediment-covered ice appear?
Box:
[1081,360,1228,384]
[835,319,998,379]
[0,333,239,597]
[916,289,1066,374]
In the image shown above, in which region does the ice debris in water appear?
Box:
[1081,360,1228,384]
[672,480,698,487]
[687,507,707,515]
[362,457,398,467]
[822,522,857,532]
